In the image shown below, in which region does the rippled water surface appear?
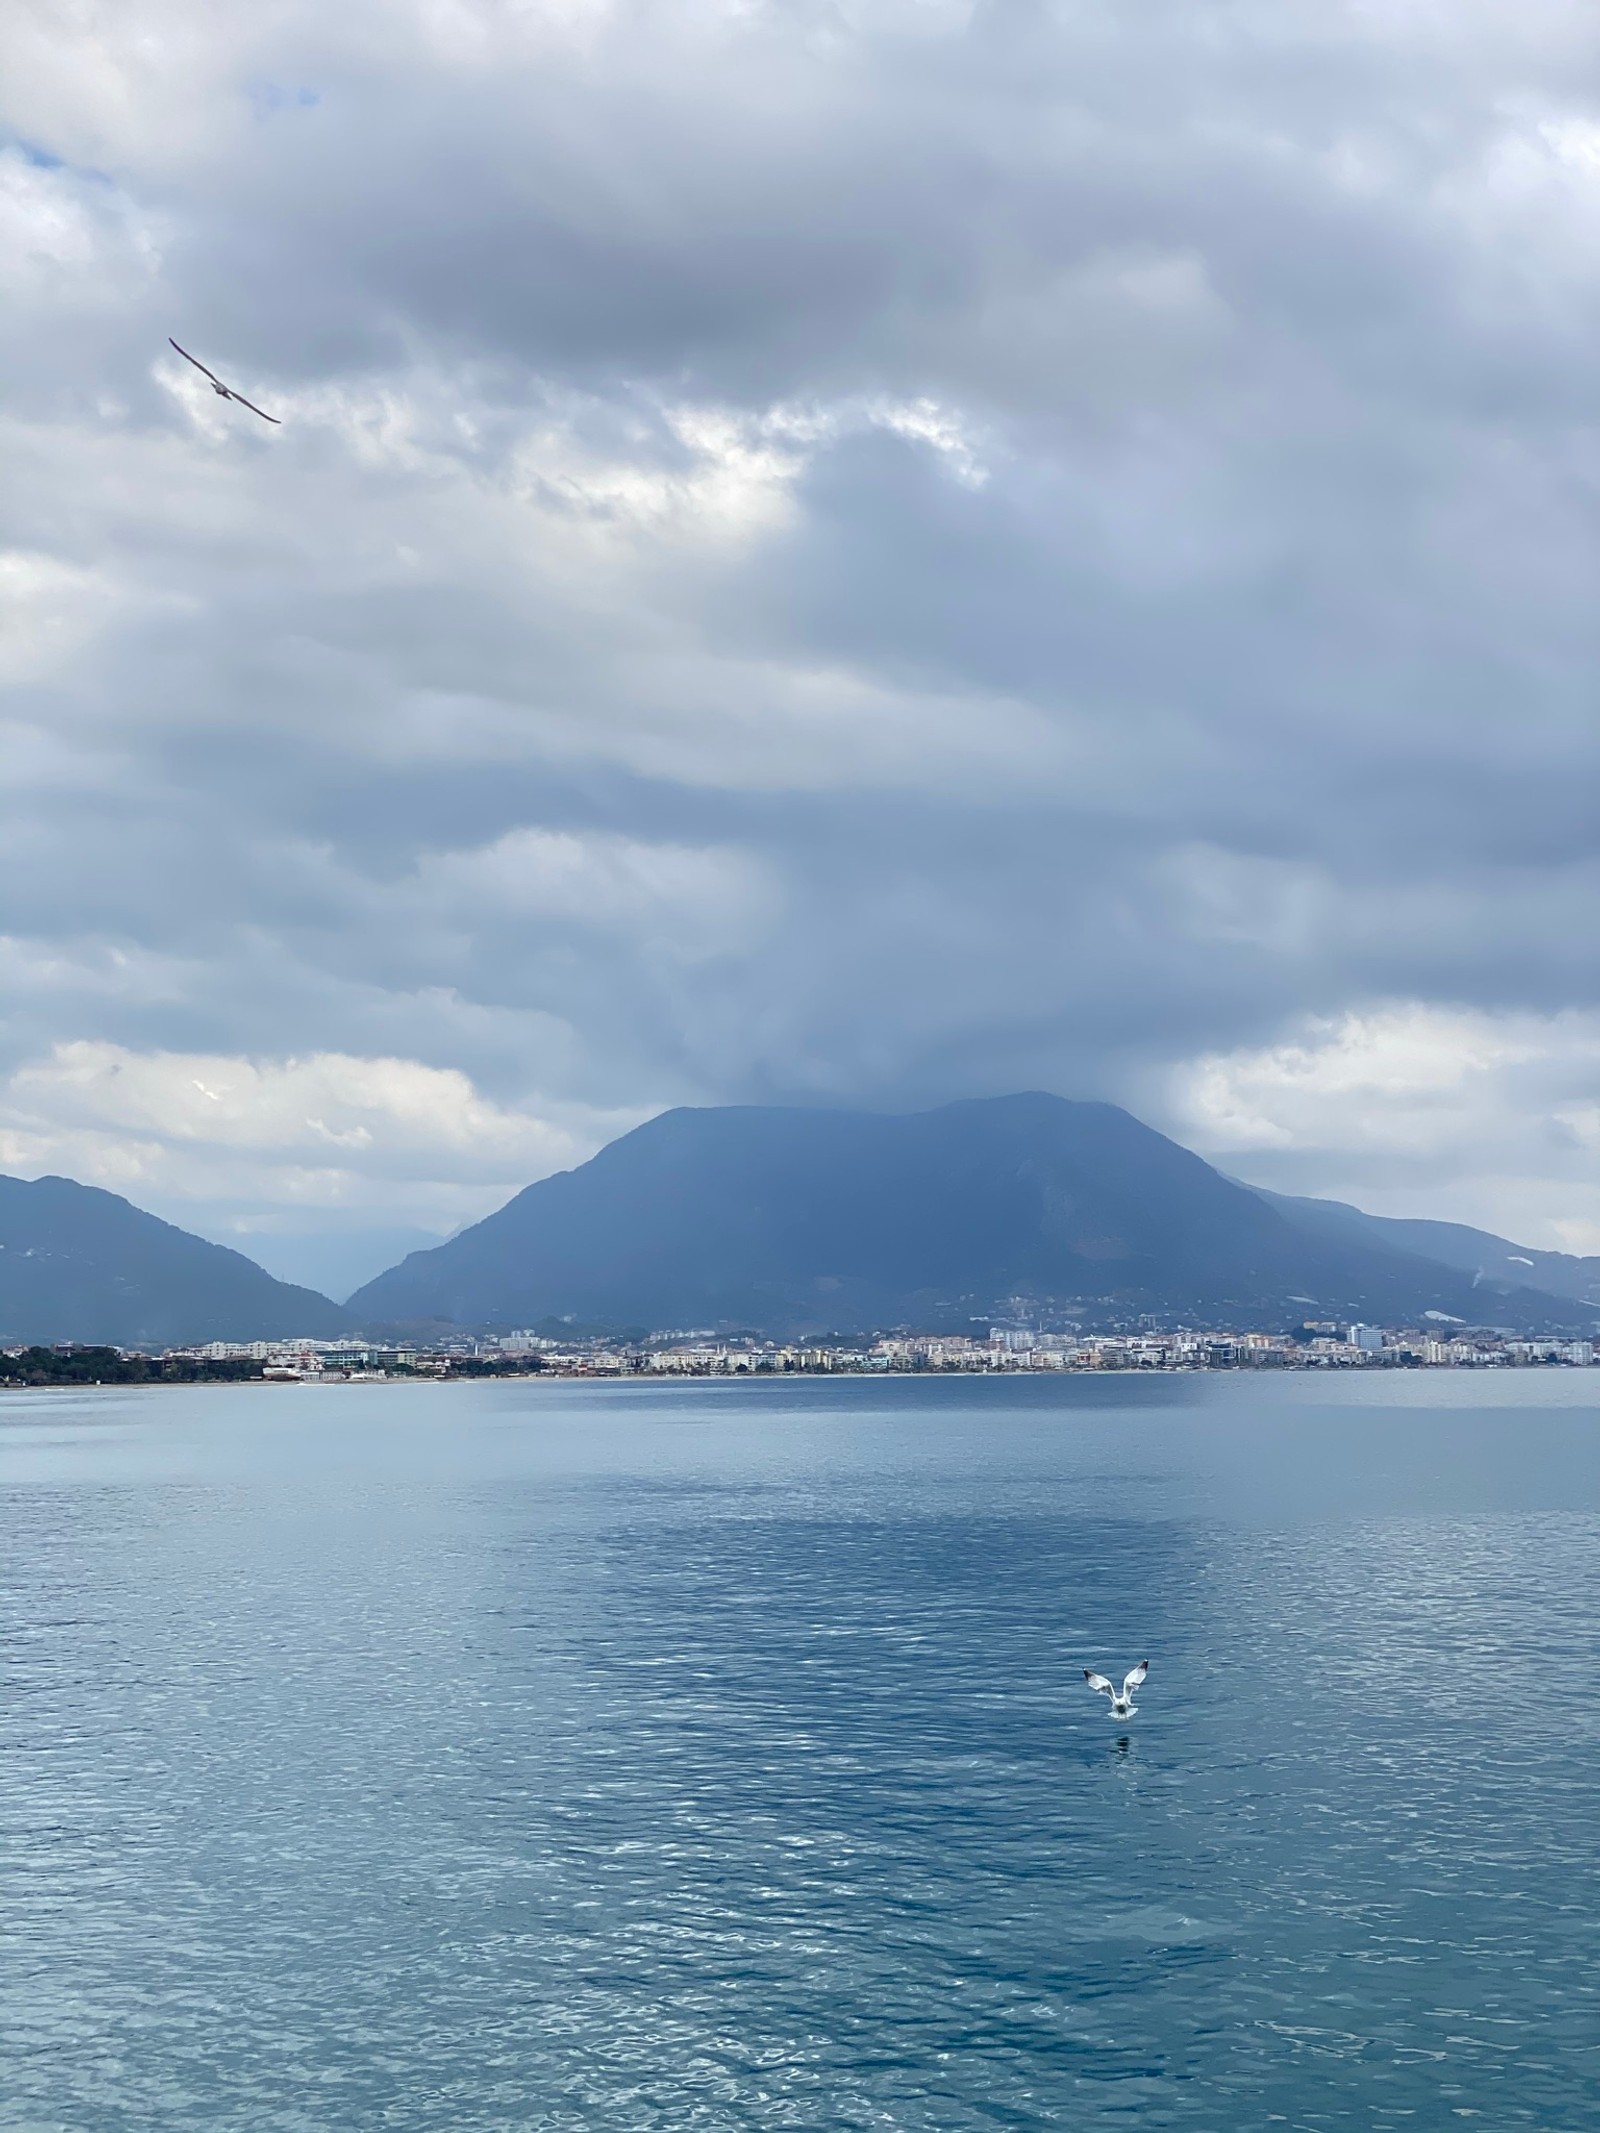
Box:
[3,1372,1599,2130]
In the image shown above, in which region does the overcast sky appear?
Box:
[3,0,1598,1297]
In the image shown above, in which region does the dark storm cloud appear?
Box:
[1,0,1597,1268]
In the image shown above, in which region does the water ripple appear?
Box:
[1,1375,1597,2128]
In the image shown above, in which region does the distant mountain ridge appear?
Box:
[1249,1187,1600,1309]
[346,1094,1593,1336]
[0,1175,348,1348]
[6,1103,1588,1349]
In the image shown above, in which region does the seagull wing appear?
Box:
[169,342,279,422]
[1121,1660,1149,1699]
[169,339,225,388]
[1083,1670,1115,1699]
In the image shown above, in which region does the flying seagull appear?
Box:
[1084,1660,1148,1719]
[168,340,280,424]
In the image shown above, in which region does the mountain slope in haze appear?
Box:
[1253,1187,1600,1308]
[348,1094,1590,1335]
[0,1175,349,1348]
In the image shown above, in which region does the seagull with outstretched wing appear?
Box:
[1084,1659,1148,1718]
[169,340,280,424]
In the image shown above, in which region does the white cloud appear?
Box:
[0,146,163,304]
[413,826,780,953]
[1171,1004,1551,1152]
[0,550,127,684]
[1168,1004,1600,1249]
[0,1040,650,1234]
[0,0,1596,1281]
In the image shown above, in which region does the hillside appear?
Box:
[0,1175,349,1349]
[347,1094,1591,1336]
[1252,1187,1600,1309]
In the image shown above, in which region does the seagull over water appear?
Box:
[1084,1660,1149,1719]
[168,340,280,424]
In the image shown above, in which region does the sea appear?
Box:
[2,1371,1597,2131]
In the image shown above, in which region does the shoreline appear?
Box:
[3,1356,1596,1389]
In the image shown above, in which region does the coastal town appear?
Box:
[5,1320,1593,1385]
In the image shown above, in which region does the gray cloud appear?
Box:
[2,0,1597,1278]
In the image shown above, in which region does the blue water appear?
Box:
[2,1372,1598,2130]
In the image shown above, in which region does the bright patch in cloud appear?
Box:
[0,1041,650,1233]
[1169,1005,1600,1250]
[415,826,779,953]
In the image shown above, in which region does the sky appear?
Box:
[2,0,1598,1300]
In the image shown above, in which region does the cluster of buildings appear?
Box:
[170,1339,465,1380]
[161,1321,1597,1379]
[563,1325,1594,1373]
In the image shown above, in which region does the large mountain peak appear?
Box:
[347,1094,1588,1337]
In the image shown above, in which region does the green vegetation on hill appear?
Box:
[0,1346,267,1386]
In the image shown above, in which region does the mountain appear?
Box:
[1249,1187,1600,1308]
[0,1175,349,1348]
[347,1094,1592,1336]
